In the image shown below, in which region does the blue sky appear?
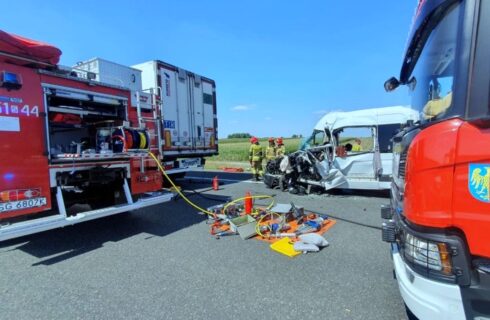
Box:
[3,1,416,138]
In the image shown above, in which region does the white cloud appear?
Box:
[231,104,254,112]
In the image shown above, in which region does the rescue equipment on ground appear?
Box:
[147,150,334,256]
[219,167,244,173]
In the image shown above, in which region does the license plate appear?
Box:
[0,197,47,213]
[181,159,201,168]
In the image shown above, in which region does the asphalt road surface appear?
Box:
[0,171,407,320]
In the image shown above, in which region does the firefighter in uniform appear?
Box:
[351,138,363,152]
[249,137,264,181]
[276,138,286,157]
[265,137,276,161]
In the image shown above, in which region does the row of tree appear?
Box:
[227,133,303,139]
[227,133,252,139]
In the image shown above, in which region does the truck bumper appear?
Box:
[391,244,466,320]
[0,190,174,242]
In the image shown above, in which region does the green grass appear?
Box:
[208,138,302,162]
[205,136,375,169]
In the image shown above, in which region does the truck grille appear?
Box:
[398,150,407,178]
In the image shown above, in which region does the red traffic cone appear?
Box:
[244,191,252,214]
[212,176,219,191]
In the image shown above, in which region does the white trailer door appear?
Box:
[202,81,216,150]
[159,65,217,156]
[159,66,192,153]
[189,74,202,149]
[189,74,216,151]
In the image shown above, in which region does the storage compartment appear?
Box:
[45,85,150,162]
[56,167,127,211]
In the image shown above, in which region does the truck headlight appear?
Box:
[404,232,453,276]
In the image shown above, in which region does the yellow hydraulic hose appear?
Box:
[147,151,274,217]
[255,212,281,238]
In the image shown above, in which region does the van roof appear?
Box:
[314,106,419,131]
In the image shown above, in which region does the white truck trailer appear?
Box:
[133,60,218,175]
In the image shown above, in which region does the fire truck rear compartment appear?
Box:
[44,85,140,214]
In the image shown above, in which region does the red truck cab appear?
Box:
[382,0,490,319]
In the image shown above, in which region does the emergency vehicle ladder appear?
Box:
[136,89,162,156]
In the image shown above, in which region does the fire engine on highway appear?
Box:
[0,30,218,241]
[382,0,490,319]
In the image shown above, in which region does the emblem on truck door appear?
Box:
[469,164,490,202]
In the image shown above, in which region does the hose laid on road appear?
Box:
[148,151,274,217]
[148,152,379,231]
[308,209,381,231]
[174,187,226,202]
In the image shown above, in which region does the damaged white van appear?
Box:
[264,106,419,193]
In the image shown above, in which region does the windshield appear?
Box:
[300,129,327,150]
[406,2,462,122]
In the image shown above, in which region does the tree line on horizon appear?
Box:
[226,133,303,139]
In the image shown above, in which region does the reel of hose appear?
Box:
[138,131,147,149]
[111,128,125,153]
[130,129,140,150]
[121,128,149,150]
[124,129,133,149]
[144,131,150,149]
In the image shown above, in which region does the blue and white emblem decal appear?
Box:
[469,164,490,202]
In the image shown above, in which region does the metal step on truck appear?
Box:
[0,30,218,241]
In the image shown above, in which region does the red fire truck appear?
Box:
[0,31,216,241]
[382,0,490,319]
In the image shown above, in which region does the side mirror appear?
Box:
[384,77,400,92]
